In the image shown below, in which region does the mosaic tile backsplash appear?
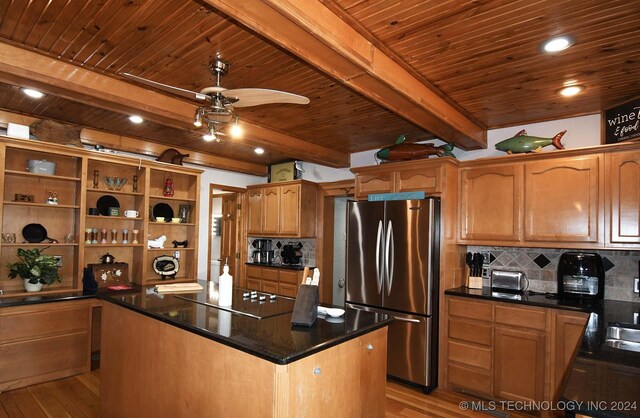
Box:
[469,246,640,302]
[247,237,316,267]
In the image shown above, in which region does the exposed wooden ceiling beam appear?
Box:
[0,42,349,168]
[207,0,487,150]
[0,109,268,176]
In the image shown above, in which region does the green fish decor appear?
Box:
[375,135,456,162]
[495,129,566,154]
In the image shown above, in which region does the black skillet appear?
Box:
[22,223,58,243]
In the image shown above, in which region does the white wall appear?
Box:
[196,167,265,280]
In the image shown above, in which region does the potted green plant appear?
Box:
[7,247,61,292]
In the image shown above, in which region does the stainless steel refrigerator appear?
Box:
[346,198,440,392]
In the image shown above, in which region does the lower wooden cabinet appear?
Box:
[0,299,97,391]
[245,265,302,297]
[445,296,588,405]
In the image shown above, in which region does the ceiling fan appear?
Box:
[122,59,310,142]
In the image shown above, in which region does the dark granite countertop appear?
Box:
[446,286,640,417]
[101,280,392,365]
[244,262,314,271]
[0,285,141,308]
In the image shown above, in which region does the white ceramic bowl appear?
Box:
[318,306,345,317]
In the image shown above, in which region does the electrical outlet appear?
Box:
[482,267,490,279]
[634,277,639,294]
[53,255,62,267]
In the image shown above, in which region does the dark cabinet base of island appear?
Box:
[100,301,388,417]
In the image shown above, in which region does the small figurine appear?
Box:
[495,130,566,154]
[93,170,99,189]
[85,228,92,244]
[163,174,174,197]
[132,175,139,193]
[100,228,107,244]
[47,191,58,205]
[132,229,139,245]
[148,235,167,249]
[91,228,98,244]
[172,239,189,248]
[375,135,455,162]
[111,228,117,244]
[122,229,129,245]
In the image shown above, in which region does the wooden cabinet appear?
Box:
[459,164,522,242]
[524,155,601,243]
[445,296,588,405]
[606,151,640,245]
[245,180,318,237]
[245,265,302,297]
[246,188,263,235]
[0,299,96,391]
[0,137,202,297]
[352,158,449,199]
[459,153,604,247]
[494,326,546,402]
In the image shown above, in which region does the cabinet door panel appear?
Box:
[278,283,298,298]
[261,280,279,294]
[279,184,300,236]
[524,156,600,242]
[494,327,545,402]
[246,278,261,291]
[608,151,640,244]
[355,172,394,199]
[262,186,280,235]
[247,189,263,234]
[551,312,588,401]
[460,165,522,241]
[395,167,440,194]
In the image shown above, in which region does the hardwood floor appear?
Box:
[0,372,529,417]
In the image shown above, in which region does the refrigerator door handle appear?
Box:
[391,316,420,323]
[385,220,394,296]
[375,220,384,294]
[426,202,435,315]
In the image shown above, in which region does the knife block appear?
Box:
[466,267,483,289]
[291,285,318,327]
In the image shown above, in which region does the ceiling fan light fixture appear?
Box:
[193,108,204,127]
[229,117,243,138]
[541,35,575,53]
[22,88,45,99]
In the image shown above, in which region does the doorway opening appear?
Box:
[207,184,245,284]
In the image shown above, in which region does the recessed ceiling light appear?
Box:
[254,147,265,155]
[541,35,575,53]
[559,85,585,97]
[22,88,45,99]
[128,115,144,124]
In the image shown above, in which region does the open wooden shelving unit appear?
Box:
[0,136,201,297]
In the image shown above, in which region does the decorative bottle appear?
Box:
[218,262,233,306]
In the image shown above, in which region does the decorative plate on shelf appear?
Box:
[152,255,180,279]
[96,195,120,216]
[153,203,174,220]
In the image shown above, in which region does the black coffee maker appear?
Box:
[557,252,605,300]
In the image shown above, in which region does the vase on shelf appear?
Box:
[24,279,43,292]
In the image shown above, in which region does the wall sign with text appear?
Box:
[604,98,640,144]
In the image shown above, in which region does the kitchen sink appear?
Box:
[605,324,640,353]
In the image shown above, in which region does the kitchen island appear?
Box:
[99,281,392,417]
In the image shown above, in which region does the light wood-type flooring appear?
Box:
[0,371,531,417]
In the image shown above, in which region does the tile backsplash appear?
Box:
[247,237,317,267]
[469,246,640,302]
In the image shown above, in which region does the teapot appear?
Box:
[101,253,116,264]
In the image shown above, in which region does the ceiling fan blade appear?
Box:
[121,73,210,101]
[223,88,310,108]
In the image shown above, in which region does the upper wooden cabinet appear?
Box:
[352,158,457,199]
[459,152,608,247]
[459,164,522,242]
[606,151,640,246]
[245,180,318,237]
[524,155,601,243]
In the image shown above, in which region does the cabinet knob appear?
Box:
[313,367,321,375]
[366,343,374,350]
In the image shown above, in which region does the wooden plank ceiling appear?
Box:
[0,0,638,172]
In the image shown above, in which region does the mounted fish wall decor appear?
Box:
[495,129,566,154]
[375,135,455,162]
